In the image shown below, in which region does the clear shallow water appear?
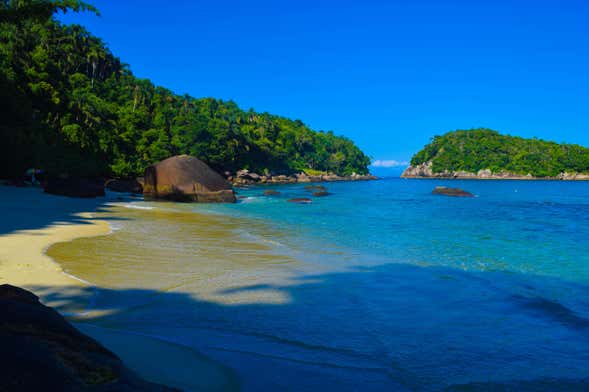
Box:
[49,179,589,391]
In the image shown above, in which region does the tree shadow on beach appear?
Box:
[0,186,131,235]
[27,260,589,392]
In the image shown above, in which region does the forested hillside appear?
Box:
[410,129,589,177]
[0,0,370,179]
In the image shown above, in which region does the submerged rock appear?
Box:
[0,284,174,392]
[432,186,474,197]
[263,190,281,196]
[313,191,330,197]
[304,185,327,192]
[288,197,312,204]
[143,155,236,203]
[44,177,105,198]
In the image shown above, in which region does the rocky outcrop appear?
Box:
[401,162,436,178]
[105,179,143,194]
[432,186,474,197]
[229,169,376,186]
[295,172,312,183]
[44,177,105,198]
[557,172,589,180]
[143,155,236,203]
[402,162,589,180]
[0,284,174,392]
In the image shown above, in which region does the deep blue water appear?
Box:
[82,178,589,391]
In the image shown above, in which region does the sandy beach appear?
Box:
[0,186,238,391]
[0,187,110,297]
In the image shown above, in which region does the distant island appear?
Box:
[0,1,370,181]
[402,129,589,180]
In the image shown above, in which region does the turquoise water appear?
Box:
[218,179,589,283]
[78,179,589,390]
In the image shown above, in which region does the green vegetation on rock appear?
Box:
[0,0,370,179]
[410,129,589,177]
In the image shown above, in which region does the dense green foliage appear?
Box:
[0,0,370,178]
[411,129,589,177]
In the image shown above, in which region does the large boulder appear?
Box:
[143,155,236,203]
[0,284,174,392]
[44,177,105,198]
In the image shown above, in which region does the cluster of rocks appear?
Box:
[229,169,376,186]
[41,155,236,203]
[0,284,174,392]
[402,162,589,180]
[304,185,330,197]
[36,155,376,202]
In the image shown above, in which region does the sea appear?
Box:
[47,178,589,391]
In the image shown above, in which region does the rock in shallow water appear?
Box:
[0,284,175,392]
[432,186,474,197]
[304,185,327,192]
[288,197,312,204]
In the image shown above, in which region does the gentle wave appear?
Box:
[121,203,155,210]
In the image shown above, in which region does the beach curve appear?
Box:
[0,186,239,391]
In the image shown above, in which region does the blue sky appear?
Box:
[59,0,589,168]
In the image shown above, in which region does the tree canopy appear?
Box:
[0,0,371,178]
[411,129,589,177]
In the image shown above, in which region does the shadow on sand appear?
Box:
[0,185,128,236]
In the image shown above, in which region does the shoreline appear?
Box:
[401,163,589,181]
[0,186,239,391]
[230,169,378,185]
